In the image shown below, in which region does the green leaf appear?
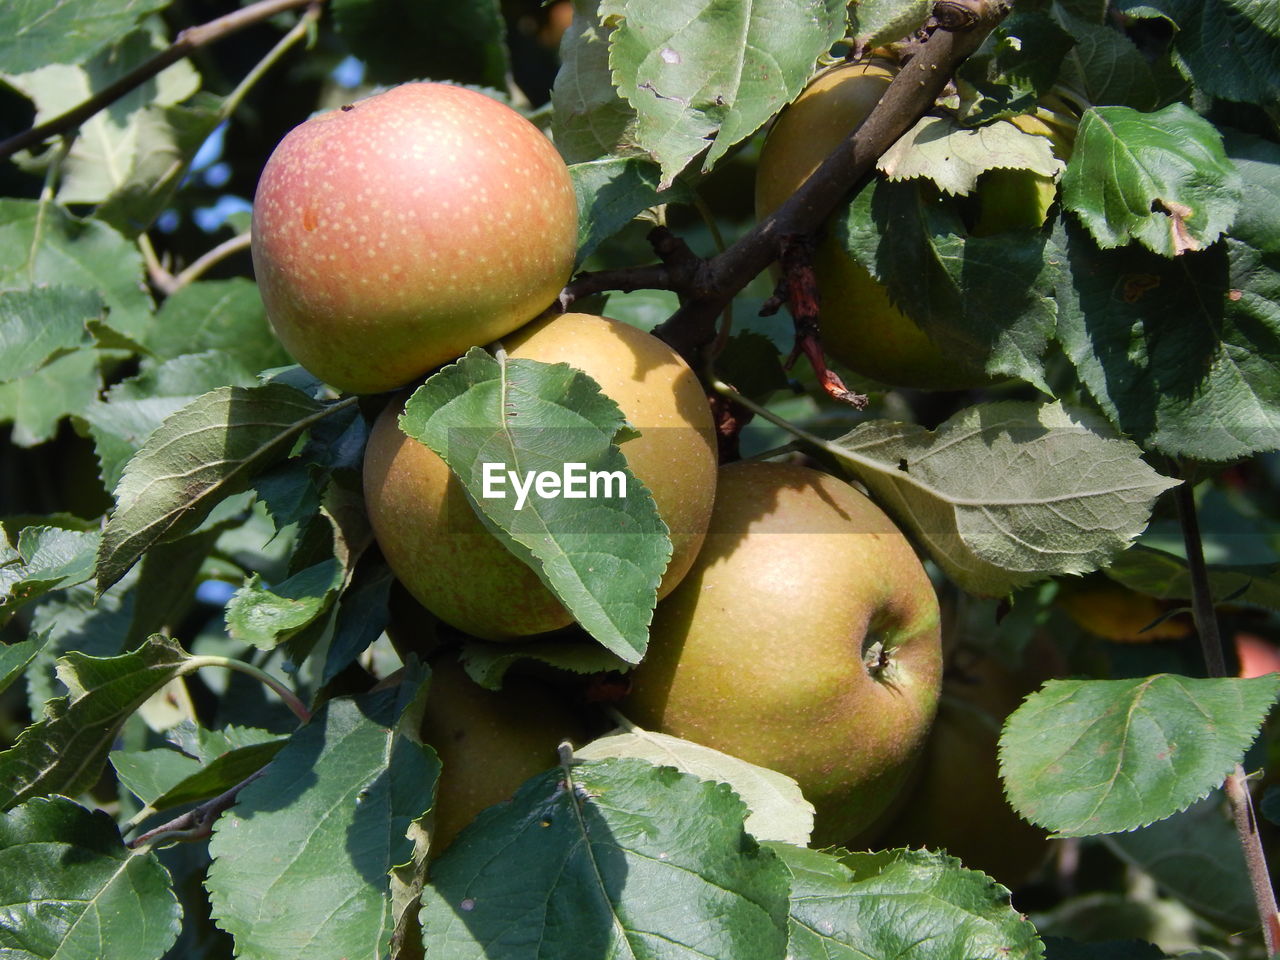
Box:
[0,796,180,960]
[878,114,1065,196]
[400,347,670,663]
[333,0,508,88]
[837,179,1061,389]
[0,345,104,447]
[1000,674,1280,836]
[81,350,258,493]
[0,635,192,811]
[1104,544,1280,612]
[0,286,102,382]
[1061,104,1241,256]
[421,756,791,960]
[0,632,48,697]
[850,0,931,49]
[459,636,633,689]
[96,383,335,594]
[112,724,285,810]
[0,199,153,340]
[608,0,848,187]
[570,155,688,265]
[0,0,169,73]
[1054,10,1169,111]
[0,525,100,625]
[1222,127,1280,253]
[1102,794,1255,930]
[550,0,640,164]
[831,401,1178,597]
[3,28,200,205]
[95,92,223,236]
[575,723,815,845]
[1053,223,1280,462]
[956,12,1076,124]
[771,844,1044,960]
[1146,0,1280,105]
[225,558,345,649]
[206,670,438,960]
[136,278,289,371]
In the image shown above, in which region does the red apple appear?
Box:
[251,82,578,394]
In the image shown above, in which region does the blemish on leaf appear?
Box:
[1121,273,1160,302]
[460,898,476,912]
[660,47,680,64]
[1229,289,1243,302]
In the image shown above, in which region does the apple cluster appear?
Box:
[251,78,1039,877]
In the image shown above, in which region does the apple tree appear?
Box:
[1,0,1279,958]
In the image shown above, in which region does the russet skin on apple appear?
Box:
[362,312,718,640]
[624,460,943,846]
[251,83,577,395]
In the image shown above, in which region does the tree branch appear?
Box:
[127,767,268,848]
[560,0,1010,365]
[0,0,320,163]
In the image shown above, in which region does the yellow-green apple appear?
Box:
[421,656,585,853]
[362,311,718,639]
[756,62,1070,390]
[251,82,577,394]
[623,460,942,846]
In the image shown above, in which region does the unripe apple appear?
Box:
[756,62,1068,390]
[251,82,578,395]
[623,460,943,845]
[362,312,718,639]
[421,656,585,853]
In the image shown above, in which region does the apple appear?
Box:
[755,61,1069,390]
[1054,576,1191,642]
[251,82,578,395]
[622,459,942,846]
[362,311,719,639]
[421,656,585,853]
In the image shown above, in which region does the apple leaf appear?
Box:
[0,631,48,697]
[0,199,154,340]
[575,722,815,846]
[224,558,345,650]
[0,286,102,382]
[1053,10,1170,112]
[400,347,670,664]
[81,351,259,492]
[849,0,931,50]
[1061,104,1241,256]
[3,28,200,205]
[0,0,169,74]
[1053,224,1280,462]
[112,724,286,810]
[608,0,848,188]
[956,11,1076,124]
[569,155,689,265]
[1223,128,1280,254]
[206,669,437,960]
[0,525,100,626]
[550,0,640,164]
[0,348,105,448]
[1129,0,1280,106]
[770,843,1044,960]
[1103,544,1280,613]
[459,637,633,690]
[830,401,1178,597]
[0,635,193,811]
[135,278,288,370]
[1103,794,1255,931]
[96,383,341,594]
[0,796,181,960]
[877,115,1064,196]
[837,178,1061,389]
[1000,674,1280,837]
[420,756,791,960]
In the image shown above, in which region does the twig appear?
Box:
[1176,476,1280,951]
[0,0,320,162]
[127,767,268,848]
[166,231,253,293]
[559,0,1009,365]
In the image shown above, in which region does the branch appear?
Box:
[0,0,320,163]
[560,0,1009,365]
[127,767,268,848]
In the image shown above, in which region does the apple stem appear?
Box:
[1175,477,1279,952]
